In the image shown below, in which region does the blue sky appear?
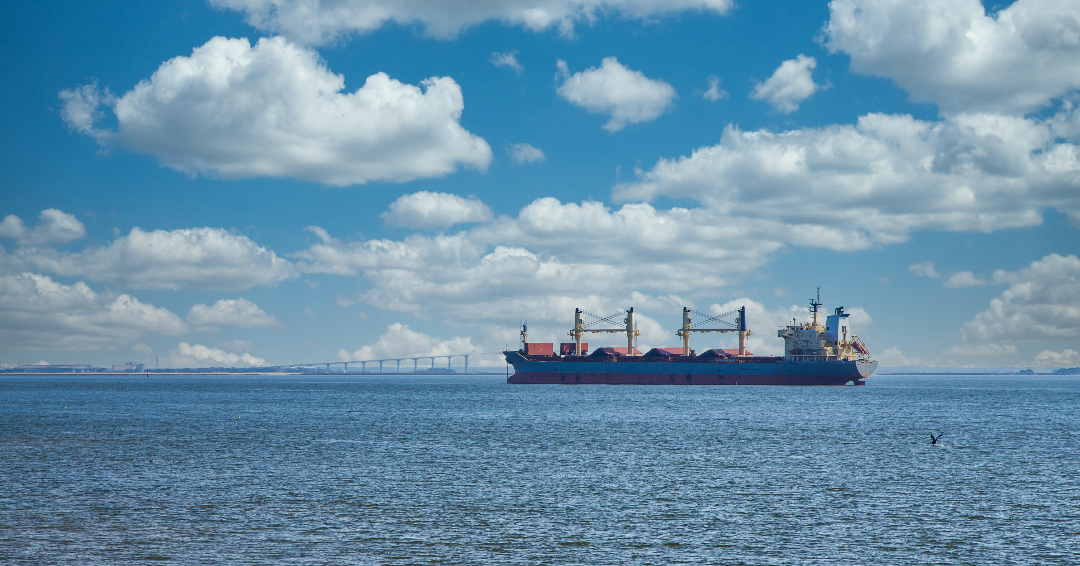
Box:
[2,0,1078,369]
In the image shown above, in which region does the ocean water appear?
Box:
[2,374,1078,565]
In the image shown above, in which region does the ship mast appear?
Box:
[682,308,691,356]
[573,309,583,356]
[809,287,822,328]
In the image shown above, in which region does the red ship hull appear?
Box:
[508,372,865,386]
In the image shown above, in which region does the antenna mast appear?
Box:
[809,287,822,327]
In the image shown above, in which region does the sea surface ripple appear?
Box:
[2,374,1078,564]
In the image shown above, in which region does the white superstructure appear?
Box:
[778,295,870,362]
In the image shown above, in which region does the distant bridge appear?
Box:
[284,352,506,374]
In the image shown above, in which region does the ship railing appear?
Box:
[785,354,852,361]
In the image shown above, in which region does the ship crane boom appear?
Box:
[568,307,641,356]
[675,306,750,356]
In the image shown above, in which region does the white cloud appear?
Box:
[508,143,546,165]
[380,191,494,230]
[186,298,281,331]
[291,193,894,361]
[0,216,21,241]
[943,271,987,288]
[556,57,677,132]
[0,273,186,350]
[167,342,265,368]
[962,253,1080,341]
[909,261,941,279]
[911,262,987,287]
[60,36,491,186]
[16,226,296,291]
[294,198,787,326]
[702,75,729,102]
[58,83,114,142]
[750,55,823,114]
[0,209,86,247]
[335,322,481,361]
[211,0,734,44]
[613,111,1080,244]
[824,0,1080,115]
[490,50,523,72]
[1033,349,1080,367]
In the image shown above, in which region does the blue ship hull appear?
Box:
[504,351,877,385]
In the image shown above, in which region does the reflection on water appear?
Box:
[2,375,1078,564]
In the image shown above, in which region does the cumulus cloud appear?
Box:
[335,322,481,361]
[14,226,296,291]
[186,298,281,331]
[508,143,546,165]
[750,55,823,113]
[824,0,1080,115]
[702,75,729,102]
[295,198,789,326]
[556,58,677,132]
[0,273,186,350]
[295,192,874,357]
[962,254,1080,341]
[943,271,987,288]
[380,191,494,230]
[167,342,265,368]
[0,209,86,247]
[59,36,491,186]
[490,50,523,72]
[614,111,1080,245]
[910,262,987,287]
[1033,349,1080,367]
[58,83,114,142]
[211,0,734,44]
[909,261,941,279]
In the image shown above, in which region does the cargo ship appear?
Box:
[504,292,877,385]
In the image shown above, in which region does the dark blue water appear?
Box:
[2,375,1078,564]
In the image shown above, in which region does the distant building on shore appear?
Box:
[112,362,144,372]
